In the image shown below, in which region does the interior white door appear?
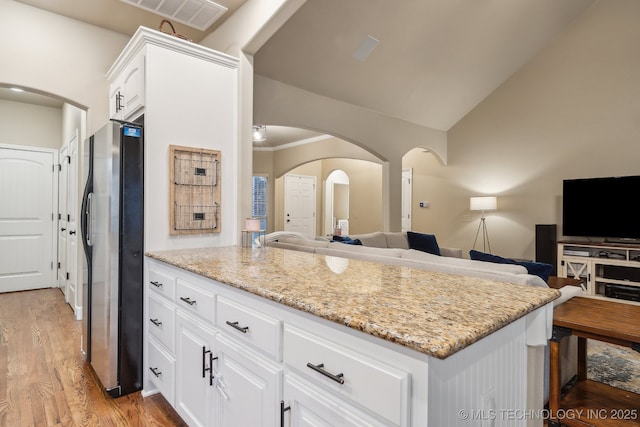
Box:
[401,169,412,232]
[58,145,69,296]
[66,132,79,317]
[0,146,56,293]
[284,174,316,237]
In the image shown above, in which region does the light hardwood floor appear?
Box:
[0,288,186,426]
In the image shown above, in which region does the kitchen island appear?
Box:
[144,246,559,426]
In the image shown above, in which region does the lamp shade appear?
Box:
[245,218,261,232]
[470,196,497,211]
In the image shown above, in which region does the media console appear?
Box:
[558,240,640,304]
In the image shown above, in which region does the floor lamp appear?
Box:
[470,196,497,253]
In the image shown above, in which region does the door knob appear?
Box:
[69,230,76,235]
[61,227,66,232]
[287,219,291,223]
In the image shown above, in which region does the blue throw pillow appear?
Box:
[469,250,516,265]
[469,250,553,282]
[407,231,441,256]
[331,236,362,245]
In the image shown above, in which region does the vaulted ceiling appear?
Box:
[7,0,596,145]
[254,0,596,132]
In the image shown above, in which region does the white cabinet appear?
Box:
[283,373,388,427]
[145,260,218,427]
[146,256,551,427]
[175,312,216,427]
[109,51,144,121]
[107,26,240,251]
[283,325,409,426]
[214,333,282,427]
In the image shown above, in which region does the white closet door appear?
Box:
[0,146,55,293]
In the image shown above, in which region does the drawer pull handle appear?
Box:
[225,321,249,333]
[180,296,197,306]
[149,367,162,378]
[306,362,345,384]
[150,318,162,327]
[150,280,163,288]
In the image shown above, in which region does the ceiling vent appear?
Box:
[121,0,228,31]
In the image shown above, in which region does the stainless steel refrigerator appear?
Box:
[80,121,144,397]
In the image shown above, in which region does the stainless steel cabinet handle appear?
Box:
[180,296,197,306]
[149,367,162,377]
[225,321,249,333]
[150,280,163,287]
[306,362,345,384]
[150,318,162,327]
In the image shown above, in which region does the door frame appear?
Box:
[402,168,412,232]
[0,143,59,290]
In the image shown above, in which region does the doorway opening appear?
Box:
[324,170,350,236]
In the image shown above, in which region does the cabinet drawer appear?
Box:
[216,296,282,361]
[148,338,176,406]
[284,325,409,426]
[148,294,176,351]
[176,279,215,323]
[148,267,176,301]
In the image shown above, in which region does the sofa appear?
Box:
[262,230,584,305]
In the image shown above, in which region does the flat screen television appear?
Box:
[562,175,640,240]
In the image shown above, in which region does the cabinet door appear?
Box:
[283,373,388,427]
[215,333,281,427]
[175,312,216,427]
[561,257,591,292]
[122,53,144,119]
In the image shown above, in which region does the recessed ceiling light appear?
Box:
[10,87,24,92]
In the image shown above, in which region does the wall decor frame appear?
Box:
[169,145,221,234]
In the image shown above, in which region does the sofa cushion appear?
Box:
[384,232,410,249]
[349,232,388,248]
[469,250,553,282]
[402,249,528,274]
[406,231,441,255]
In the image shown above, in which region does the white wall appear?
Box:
[0,0,129,134]
[143,43,239,251]
[0,99,61,149]
[413,0,640,259]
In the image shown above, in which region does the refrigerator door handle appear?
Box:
[86,192,93,247]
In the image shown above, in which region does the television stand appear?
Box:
[558,240,640,304]
[605,237,640,245]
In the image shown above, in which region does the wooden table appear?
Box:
[550,297,640,426]
[547,276,583,290]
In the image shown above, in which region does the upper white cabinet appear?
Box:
[109,51,144,121]
[107,26,240,251]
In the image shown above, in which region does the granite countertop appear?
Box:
[146,246,559,359]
